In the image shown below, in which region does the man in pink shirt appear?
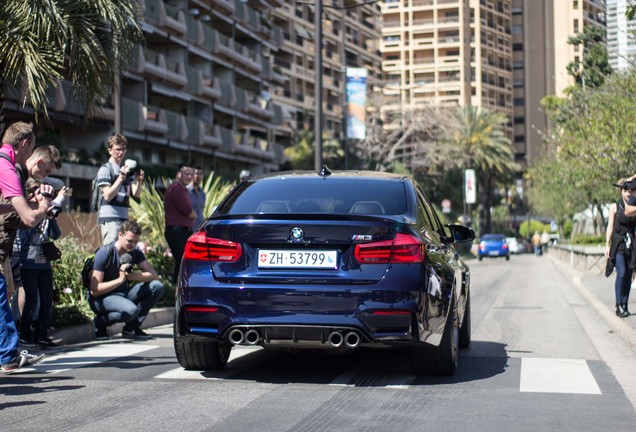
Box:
[0,122,54,374]
[163,164,196,284]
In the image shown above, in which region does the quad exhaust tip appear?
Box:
[228,328,244,345]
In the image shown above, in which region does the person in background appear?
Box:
[0,121,53,374]
[18,194,64,349]
[187,165,206,230]
[540,231,550,253]
[97,134,144,244]
[605,179,636,318]
[531,231,542,256]
[88,220,164,340]
[164,164,196,284]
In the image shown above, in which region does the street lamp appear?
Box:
[314,0,323,171]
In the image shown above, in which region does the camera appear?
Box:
[123,159,138,178]
[123,264,133,273]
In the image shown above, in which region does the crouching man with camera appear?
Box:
[97,134,144,244]
[88,220,164,340]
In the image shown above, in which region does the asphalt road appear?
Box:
[1,254,636,431]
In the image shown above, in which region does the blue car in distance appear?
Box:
[478,234,510,261]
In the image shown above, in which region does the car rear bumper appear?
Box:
[175,284,439,347]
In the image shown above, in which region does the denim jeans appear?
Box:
[614,252,632,305]
[89,280,164,329]
[165,227,192,283]
[20,267,53,342]
[0,273,19,365]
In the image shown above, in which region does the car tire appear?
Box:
[478,256,483,261]
[173,317,231,370]
[459,294,471,349]
[505,255,510,261]
[409,298,459,376]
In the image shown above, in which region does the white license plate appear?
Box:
[258,250,338,269]
[488,251,500,256]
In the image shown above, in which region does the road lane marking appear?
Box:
[520,357,601,394]
[39,342,159,374]
[155,346,261,380]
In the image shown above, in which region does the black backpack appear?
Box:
[81,243,116,291]
[90,162,116,212]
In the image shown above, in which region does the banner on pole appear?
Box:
[465,169,476,204]
[345,68,367,140]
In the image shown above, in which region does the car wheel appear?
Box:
[409,298,459,376]
[505,255,510,261]
[458,294,471,349]
[478,255,483,261]
[173,316,231,370]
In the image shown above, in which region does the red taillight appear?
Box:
[184,306,219,313]
[183,231,242,262]
[502,243,509,250]
[354,233,425,264]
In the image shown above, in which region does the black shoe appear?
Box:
[94,326,110,340]
[616,304,629,318]
[37,337,61,350]
[622,303,630,316]
[18,337,36,348]
[122,326,152,340]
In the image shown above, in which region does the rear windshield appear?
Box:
[218,178,408,216]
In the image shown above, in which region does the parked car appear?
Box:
[505,237,520,254]
[478,233,510,261]
[173,169,475,376]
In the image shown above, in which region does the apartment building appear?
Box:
[606,0,636,71]
[3,0,288,211]
[380,0,513,167]
[270,0,383,148]
[511,0,606,166]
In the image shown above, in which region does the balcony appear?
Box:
[135,47,187,88]
[165,110,189,142]
[207,0,235,14]
[218,81,237,110]
[245,92,275,120]
[140,0,186,36]
[185,15,204,46]
[232,132,275,161]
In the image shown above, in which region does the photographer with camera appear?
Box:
[88,220,164,340]
[0,123,58,374]
[96,134,144,244]
[17,180,63,349]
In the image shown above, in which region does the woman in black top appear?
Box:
[605,179,636,317]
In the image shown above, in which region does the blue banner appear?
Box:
[345,68,367,140]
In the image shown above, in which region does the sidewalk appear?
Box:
[50,307,174,345]
[548,253,636,353]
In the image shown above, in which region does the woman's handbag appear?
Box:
[41,241,62,261]
[605,258,615,278]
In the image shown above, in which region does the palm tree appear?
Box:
[434,106,517,233]
[0,0,143,129]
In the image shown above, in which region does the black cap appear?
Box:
[614,180,636,190]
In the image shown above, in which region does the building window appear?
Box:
[514,135,525,143]
[514,98,524,106]
[573,1,578,10]
[513,79,523,88]
[513,61,523,70]
[514,117,524,124]
[574,19,579,33]
[513,43,523,51]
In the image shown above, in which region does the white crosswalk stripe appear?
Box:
[155,346,262,380]
[520,357,602,394]
[37,342,159,374]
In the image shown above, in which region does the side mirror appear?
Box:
[446,224,476,243]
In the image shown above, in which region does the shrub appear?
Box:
[51,236,94,305]
[50,303,93,328]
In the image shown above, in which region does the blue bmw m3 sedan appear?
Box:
[173,168,475,375]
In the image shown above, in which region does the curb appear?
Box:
[549,256,636,353]
[51,307,175,345]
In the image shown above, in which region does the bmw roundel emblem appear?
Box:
[291,227,304,240]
